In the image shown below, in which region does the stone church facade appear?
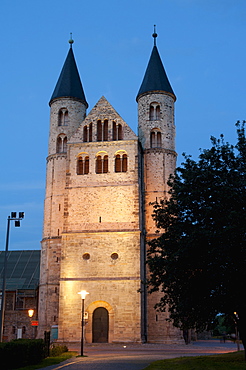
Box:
[38,33,182,343]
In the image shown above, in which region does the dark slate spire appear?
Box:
[49,40,88,107]
[136,29,176,101]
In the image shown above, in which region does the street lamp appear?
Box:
[78,290,89,356]
[28,309,34,318]
[28,309,35,339]
[0,212,25,342]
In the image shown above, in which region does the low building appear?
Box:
[0,250,40,341]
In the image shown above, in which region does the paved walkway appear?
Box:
[39,340,241,370]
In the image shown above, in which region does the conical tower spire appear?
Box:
[49,40,88,107]
[136,30,175,101]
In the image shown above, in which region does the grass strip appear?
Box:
[144,351,246,370]
[17,351,77,370]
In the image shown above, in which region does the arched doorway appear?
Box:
[92,307,109,343]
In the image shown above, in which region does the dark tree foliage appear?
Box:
[147,122,246,352]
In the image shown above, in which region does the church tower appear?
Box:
[137,30,180,342]
[38,40,88,335]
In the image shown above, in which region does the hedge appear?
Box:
[0,339,45,369]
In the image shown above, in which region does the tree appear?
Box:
[147,122,246,353]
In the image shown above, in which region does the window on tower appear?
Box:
[56,134,67,153]
[77,154,89,175]
[115,152,128,172]
[150,129,162,148]
[58,108,69,126]
[149,103,160,120]
[96,153,108,174]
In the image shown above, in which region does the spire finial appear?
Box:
[152,25,158,46]
[69,33,74,48]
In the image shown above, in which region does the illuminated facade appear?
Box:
[38,34,182,343]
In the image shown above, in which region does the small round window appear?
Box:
[111,253,118,260]
[83,253,90,260]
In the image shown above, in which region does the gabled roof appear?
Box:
[49,47,88,107]
[70,96,138,143]
[0,250,40,291]
[136,45,176,101]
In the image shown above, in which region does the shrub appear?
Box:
[49,344,68,357]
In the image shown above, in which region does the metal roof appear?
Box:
[136,45,176,101]
[0,250,40,291]
[49,46,88,107]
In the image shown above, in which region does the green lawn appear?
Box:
[17,351,77,370]
[144,351,246,370]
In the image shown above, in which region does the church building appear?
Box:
[38,31,182,343]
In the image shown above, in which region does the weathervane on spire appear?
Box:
[152,25,158,46]
[69,33,74,48]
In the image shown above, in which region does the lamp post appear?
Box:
[0,212,24,342]
[78,290,89,356]
[234,312,240,351]
[28,309,35,339]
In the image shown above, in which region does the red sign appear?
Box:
[31,321,39,326]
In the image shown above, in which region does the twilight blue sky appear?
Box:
[0,0,245,250]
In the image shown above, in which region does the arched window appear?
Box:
[58,108,68,126]
[115,154,121,172]
[115,152,127,172]
[89,123,92,142]
[57,136,62,153]
[58,110,63,126]
[113,121,117,140]
[150,131,155,148]
[150,129,162,148]
[96,154,108,174]
[103,155,108,173]
[103,120,108,141]
[56,135,67,153]
[83,126,88,142]
[97,120,102,141]
[77,157,83,174]
[63,137,67,153]
[149,103,160,120]
[122,154,127,172]
[96,155,102,173]
[84,156,89,174]
[112,122,123,141]
[118,124,123,140]
[150,105,155,120]
[77,155,89,175]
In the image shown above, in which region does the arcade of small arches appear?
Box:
[83,120,123,142]
[56,128,162,154]
[77,151,128,175]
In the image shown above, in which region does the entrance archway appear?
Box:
[92,307,109,343]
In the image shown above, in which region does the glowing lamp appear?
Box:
[28,309,35,318]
